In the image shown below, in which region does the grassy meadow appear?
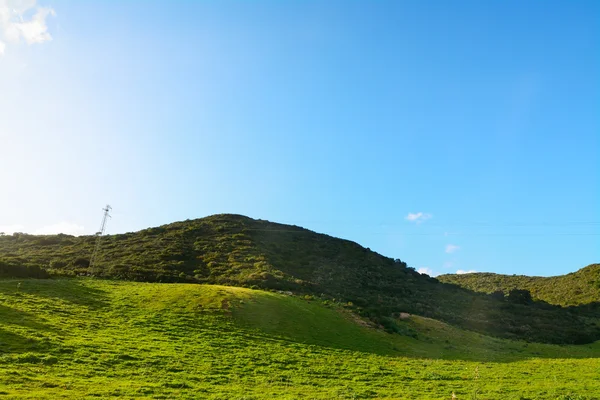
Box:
[0,278,598,399]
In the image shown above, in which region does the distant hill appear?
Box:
[1,214,599,344]
[438,264,600,307]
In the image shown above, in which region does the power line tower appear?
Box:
[89,205,112,274]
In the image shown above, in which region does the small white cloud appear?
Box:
[17,7,55,44]
[34,222,85,236]
[456,269,477,275]
[417,267,438,277]
[0,0,55,55]
[405,212,432,224]
[0,224,25,234]
[445,244,460,254]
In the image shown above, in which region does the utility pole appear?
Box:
[89,205,112,274]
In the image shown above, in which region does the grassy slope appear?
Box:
[0,278,599,400]
[438,264,600,306]
[1,214,599,345]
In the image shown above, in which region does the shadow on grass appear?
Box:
[0,286,69,354]
[0,278,109,309]
[230,292,600,363]
[232,319,600,363]
[0,328,49,354]
[0,304,61,334]
[0,278,109,354]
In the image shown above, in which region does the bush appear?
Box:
[0,259,50,279]
[507,289,533,305]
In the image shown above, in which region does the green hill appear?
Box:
[438,264,600,307]
[1,214,599,344]
[0,279,598,399]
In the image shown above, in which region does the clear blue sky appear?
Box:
[1,0,598,277]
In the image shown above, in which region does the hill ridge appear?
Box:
[1,213,599,344]
[438,264,600,307]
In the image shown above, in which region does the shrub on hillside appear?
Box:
[507,289,533,305]
[0,259,49,279]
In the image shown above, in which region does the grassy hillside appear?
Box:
[1,278,598,399]
[438,264,600,307]
[1,214,599,344]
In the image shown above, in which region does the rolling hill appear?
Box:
[1,214,599,344]
[438,264,600,307]
[0,279,598,399]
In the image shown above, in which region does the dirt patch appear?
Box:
[340,309,375,329]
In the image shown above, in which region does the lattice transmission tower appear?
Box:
[89,205,112,273]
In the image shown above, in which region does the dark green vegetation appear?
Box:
[1,214,599,345]
[1,279,598,399]
[438,264,600,306]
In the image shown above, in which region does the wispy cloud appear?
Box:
[0,0,55,56]
[445,244,460,254]
[34,222,85,236]
[405,212,432,224]
[417,267,439,277]
[456,269,477,275]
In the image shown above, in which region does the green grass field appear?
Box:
[0,279,598,399]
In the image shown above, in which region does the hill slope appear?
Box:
[0,214,599,344]
[438,264,600,307]
[0,279,598,399]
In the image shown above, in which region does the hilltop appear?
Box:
[1,214,599,344]
[438,264,600,307]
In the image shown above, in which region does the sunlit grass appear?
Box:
[0,278,598,399]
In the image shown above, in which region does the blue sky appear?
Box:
[0,0,598,277]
